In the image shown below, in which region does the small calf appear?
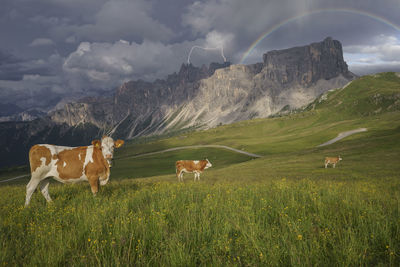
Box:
[324,156,342,168]
[175,159,212,182]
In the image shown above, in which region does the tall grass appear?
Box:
[1,72,400,266]
[1,178,399,266]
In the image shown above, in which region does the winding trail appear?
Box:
[0,174,29,183]
[317,128,367,147]
[1,129,369,183]
[1,129,368,183]
[122,145,263,159]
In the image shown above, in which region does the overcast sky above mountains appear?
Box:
[1,0,400,109]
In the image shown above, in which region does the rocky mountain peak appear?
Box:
[262,37,352,86]
[176,62,231,83]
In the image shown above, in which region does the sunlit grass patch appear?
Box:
[1,178,399,266]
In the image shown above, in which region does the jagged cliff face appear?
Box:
[50,97,114,129]
[50,62,231,138]
[49,38,355,138]
[262,38,350,86]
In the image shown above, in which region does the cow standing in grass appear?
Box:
[25,136,124,206]
[175,159,212,182]
[324,156,342,168]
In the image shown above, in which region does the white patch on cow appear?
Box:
[86,146,94,164]
[52,176,88,184]
[101,136,115,159]
[43,144,73,155]
[79,154,81,161]
[193,160,199,164]
[31,157,48,176]
[205,159,212,169]
[80,146,94,178]
[99,177,109,186]
[63,162,67,167]
[40,157,47,166]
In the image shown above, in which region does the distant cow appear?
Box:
[175,159,212,182]
[324,156,342,168]
[25,136,124,206]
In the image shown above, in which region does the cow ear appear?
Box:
[92,140,101,148]
[115,139,124,148]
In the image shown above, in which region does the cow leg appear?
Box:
[89,177,99,195]
[177,169,182,182]
[325,162,328,168]
[39,179,52,203]
[333,163,336,168]
[179,171,184,182]
[25,177,42,206]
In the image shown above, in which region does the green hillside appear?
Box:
[109,72,400,181]
[1,73,400,266]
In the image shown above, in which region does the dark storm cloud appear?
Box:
[1,0,400,110]
[182,0,400,63]
[52,0,175,45]
[0,51,59,81]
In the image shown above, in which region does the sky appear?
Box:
[1,0,400,110]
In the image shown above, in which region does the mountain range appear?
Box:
[0,37,356,167]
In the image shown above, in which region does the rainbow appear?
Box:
[240,8,400,64]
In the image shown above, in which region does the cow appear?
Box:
[24,136,124,206]
[175,159,212,182]
[324,156,342,168]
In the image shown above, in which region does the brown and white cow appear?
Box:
[175,159,212,182]
[324,156,342,168]
[25,136,124,206]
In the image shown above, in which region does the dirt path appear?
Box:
[317,128,367,147]
[0,174,29,183]
[123,145,263,159]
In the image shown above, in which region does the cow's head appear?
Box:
[205,158,212,169]
[338,156,342,161]
[92,136,125,168]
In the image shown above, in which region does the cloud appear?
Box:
[344,35,400,74]
[0,51,70,108]
[0,50,60,81]
[62,39,196,90]
[53,0,174,44]
[29,38,55,47]
[182,0,400,64]
[347,62,400,76]
[182,0,312,37]
[205,30,234,49]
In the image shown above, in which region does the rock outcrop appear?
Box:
[262,37,351,86]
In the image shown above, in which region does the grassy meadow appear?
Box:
[1,72,400,266]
